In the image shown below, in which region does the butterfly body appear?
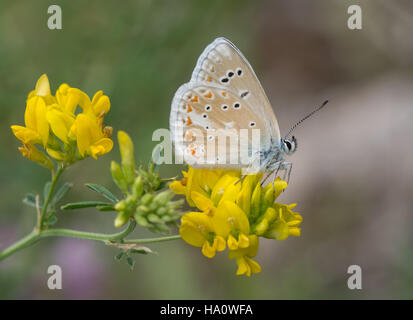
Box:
[170,37,297,180]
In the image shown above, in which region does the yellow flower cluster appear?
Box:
[11,74,113,169]
[170,167,302,277]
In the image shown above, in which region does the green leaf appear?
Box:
[130,249,149,255]
[115,251,125,261]
[53,183,73,204]
[85,183,118,203]
[43,182,51,202]
[126,256,135,270]
[46,214,58,227]
[61,201,112,210]
[97,205,116,211]
[23,194,42,209]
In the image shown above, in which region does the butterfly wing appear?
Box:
[170,82,268,169]
[190,37,281,143]
[170,37,280,170]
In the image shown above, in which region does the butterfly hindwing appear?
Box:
[170,82,268,169]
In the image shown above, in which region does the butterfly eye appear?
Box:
[285,141,292,150]
[221,105,229,111]
[248,121,256,127]
[236,68,243,76]
[205,105,212,111]
[233,102,241,109]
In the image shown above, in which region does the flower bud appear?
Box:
[137,205,150,214]
[114,210,130,227]
[114,200,127,211]
[263,207,277,224]
[135,214,150,227]
[250,183,261,221]
[153,190,174,205]
[254,218,269,236]
[147,214,162,224]
[156,207,167,216]
[111,161,128,193]
[140,193,154,206]
[118,131,135,185]
[132,176,144,199]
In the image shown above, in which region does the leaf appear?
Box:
[105,242,155,255]
[130,248,150,255]
[85,183,118,203]
[126,256,135,270]
[43,182,51,202]
[61,201,112,210]
[46,214,58,227]
[97,205,116,212]
[115,251,125,261]
[23,194,42,209]
[53,183,73,204]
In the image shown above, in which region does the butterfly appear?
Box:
[170,37,327,183]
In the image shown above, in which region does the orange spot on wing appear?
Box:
[186,105,192,113]
[204,91,212,99]
[221,91,227,97]
[191,150,196,156]
[184,130,194,142]
[190,96,198,103]
[186,117,192,126]
[206,76,212,82]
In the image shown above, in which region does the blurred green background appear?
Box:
[1,0,413,299]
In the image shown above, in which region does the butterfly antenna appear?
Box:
[284,100,329,140]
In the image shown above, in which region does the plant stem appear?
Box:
[0,221,136,261]
[40,220,137,241]
[0,230,40,261]
[122,234,181,244]
[37,165,65,231]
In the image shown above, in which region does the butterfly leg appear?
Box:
[281,162,293,185]
[260,171,274,187]
[235,174,246,185]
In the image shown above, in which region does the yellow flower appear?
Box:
[179,212,226,258]
[11,74,114,168]
[263,203,302,240]
[171,165,302,276]
[18,143,53,170]
[228,235,261,277]
[11,96,49,147]
[213,201,250,250]
[27,73,56,105]
[71,114,113,159]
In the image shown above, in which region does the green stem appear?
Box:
[123,234,181,244]
[40,220,137,241]
[38,165,65,231]
[0,230,40,261]
[0,220,137,261]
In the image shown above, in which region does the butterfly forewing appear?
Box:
[190,37,280,142]
[170,37,281,170]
